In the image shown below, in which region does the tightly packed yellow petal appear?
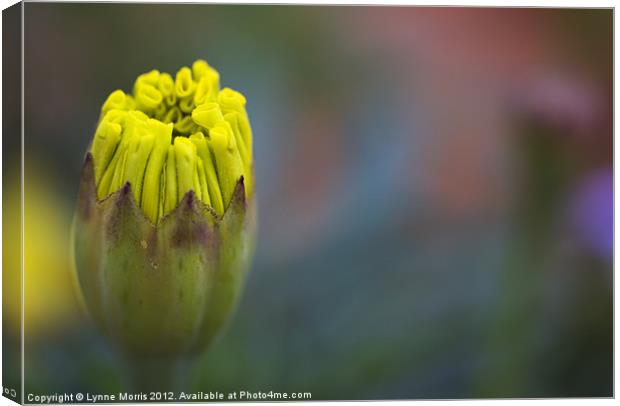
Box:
[90,60,254,224]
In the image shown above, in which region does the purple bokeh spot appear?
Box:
[568,168,613,260]
[516,74,603,136]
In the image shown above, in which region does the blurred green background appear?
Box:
[6,4,613,399]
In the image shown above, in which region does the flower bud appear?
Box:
[72,60,256,358]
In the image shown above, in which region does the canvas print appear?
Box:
[2,2,613,403]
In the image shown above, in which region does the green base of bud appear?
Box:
[72,153,256,358]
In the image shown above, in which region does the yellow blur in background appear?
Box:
[3,165,81,340]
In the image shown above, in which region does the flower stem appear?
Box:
[124,356,189,393]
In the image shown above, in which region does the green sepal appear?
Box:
[72,153,256,358]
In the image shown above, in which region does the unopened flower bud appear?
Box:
[72,60,256,359]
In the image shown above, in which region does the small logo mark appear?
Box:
[3,387,17,398]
